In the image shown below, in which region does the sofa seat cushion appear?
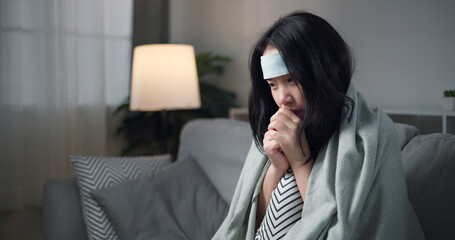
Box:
[401,133,455,240]
[91,156,229,240]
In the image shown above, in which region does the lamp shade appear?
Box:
[130,44,201,111]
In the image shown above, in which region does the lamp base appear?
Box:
[161,110,168,153]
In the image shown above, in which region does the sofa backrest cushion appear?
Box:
[177,119,253,204]
[401,133,455,240]
[176,120,422,206]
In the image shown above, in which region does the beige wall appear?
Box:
[170,0,455,109]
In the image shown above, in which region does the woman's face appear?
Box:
[263,46,307,119]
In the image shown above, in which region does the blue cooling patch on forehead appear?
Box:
[260,52,290,79]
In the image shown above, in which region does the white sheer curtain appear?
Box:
[0,0,133,210]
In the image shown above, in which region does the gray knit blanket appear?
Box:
[212,84,425,240]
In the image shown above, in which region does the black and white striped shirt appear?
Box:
[255,168,303,240]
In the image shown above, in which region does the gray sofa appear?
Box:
[42,118,455,240]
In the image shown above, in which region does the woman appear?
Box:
[213,11,425,240]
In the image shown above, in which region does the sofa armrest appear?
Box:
[394,123,420,150]
[42,177,87,240]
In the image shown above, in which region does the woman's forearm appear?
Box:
[291,160,314,202]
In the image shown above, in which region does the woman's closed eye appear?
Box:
[267,81,276,88]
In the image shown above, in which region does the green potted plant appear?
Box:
[114,52,236,158]
[442,89,455,111]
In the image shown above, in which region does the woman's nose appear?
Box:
[278,87,294,106]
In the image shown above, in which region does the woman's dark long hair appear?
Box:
[249,11,355,160]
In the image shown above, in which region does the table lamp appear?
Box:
[129,44,201,153]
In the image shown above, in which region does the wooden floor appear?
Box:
[0,207,42,240]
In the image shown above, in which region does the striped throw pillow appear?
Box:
[69,155,171,240]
